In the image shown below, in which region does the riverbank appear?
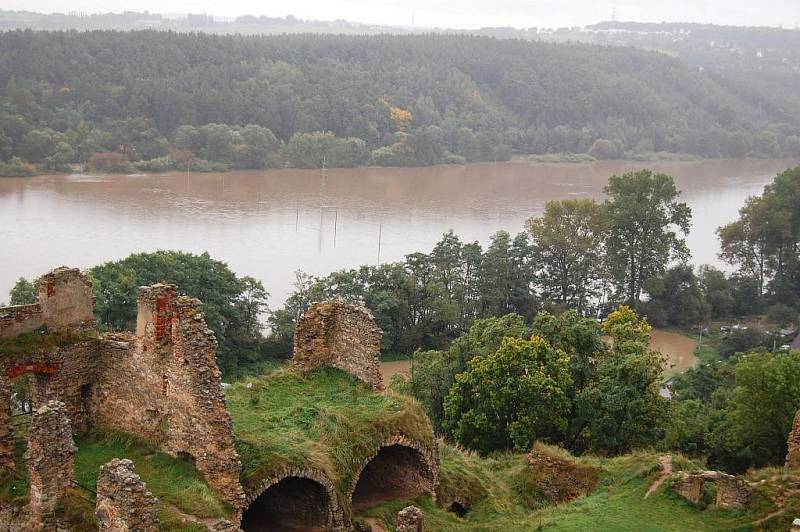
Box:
[0,152,775,178]
[2,158,797,306]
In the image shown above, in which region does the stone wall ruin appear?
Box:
[396,505,425,532]
[0,267,93,340]
[23,400,77,530]
[95,458,160,532]
[0,267,245,515]
[786,410,800,470]
[348,435,439,513]
[672,471,752,509]
[241,466,345,531]
[1,270,445,530]
[292,299,383,390]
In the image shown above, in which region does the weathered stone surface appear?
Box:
[710,472,751,509]
[0,270,246,516]
[786,410,800,470]
[25,400,76,528]
[348,434,439,511]
[93,287,246,511]
[672,471,751,509]
[292,299,383,390]
[396,505,424,532]
[242,465,345,531]
[95,458,159,532]
[0,304,44,340]
[672,473,704,504]
[37,267,94,332]
[0,377,13,472]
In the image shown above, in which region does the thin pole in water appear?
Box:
[334,209,338,247]
[377,224,382,264]
[295,200,299,232]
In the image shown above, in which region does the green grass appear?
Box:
[361,446,791,531]
[73,431,233,520]
[0,326,98,360]
[226,359,287,382]
[227,367,434,499]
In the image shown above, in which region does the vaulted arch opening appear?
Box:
[351,444,433,512]
[241,476,333,532]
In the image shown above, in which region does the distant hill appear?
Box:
[0,30,799,172]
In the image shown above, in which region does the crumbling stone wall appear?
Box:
[672,471,752,509]
[0,304,44,340]
[92,285,245,511]
[786,410,800,469]
[0,377,13,472]
[25,400,76,528]
[396,505,424,532]
[0,269,246,515]
[38,267,94,332]
[672,474,704,504]
[292,299,383,390]
[96,458,160,532]
[0,267,93,340]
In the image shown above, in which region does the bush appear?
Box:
[0,157,37,177]
[767,303,797,328]
[87,152,132,173]
[719,328,770,359]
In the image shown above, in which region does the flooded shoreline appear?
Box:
[2,158,798,306]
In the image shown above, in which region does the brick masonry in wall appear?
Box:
[0,269,246,515]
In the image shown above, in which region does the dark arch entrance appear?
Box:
[241,476,332,532]
[351,444,432,511]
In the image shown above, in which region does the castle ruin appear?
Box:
[0,268,440,531]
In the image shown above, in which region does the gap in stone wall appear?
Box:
[241,476,331,532]
[351,444,431,512]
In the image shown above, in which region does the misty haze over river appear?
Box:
[2,158,798,306]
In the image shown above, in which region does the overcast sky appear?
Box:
[5,0,800,30]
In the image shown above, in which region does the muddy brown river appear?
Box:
[1,158,797,305]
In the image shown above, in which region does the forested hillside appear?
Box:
[1,30,799,174]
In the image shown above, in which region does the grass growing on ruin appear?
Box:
[73,431,234,521]
[361,446,790,531]
[227,367,434,498]
[0,326,98,360]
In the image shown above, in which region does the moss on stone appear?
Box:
[0,327,98,361]
[227,367,435,500]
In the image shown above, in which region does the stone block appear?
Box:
[292,299,383,390]
[96,458,160,532]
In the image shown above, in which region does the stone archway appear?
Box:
[241,467,343,532]
[349,435,437,513]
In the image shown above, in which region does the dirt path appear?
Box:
[645,455,673,498]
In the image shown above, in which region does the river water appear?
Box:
[1,158,797,305]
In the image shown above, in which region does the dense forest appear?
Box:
[1,30,800,175]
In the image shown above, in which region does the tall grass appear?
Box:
[227,367,434,497]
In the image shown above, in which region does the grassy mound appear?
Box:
[226,367,434,498]
[360,447,794,531]
[73,431,233,521]
[517,442,601,507]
